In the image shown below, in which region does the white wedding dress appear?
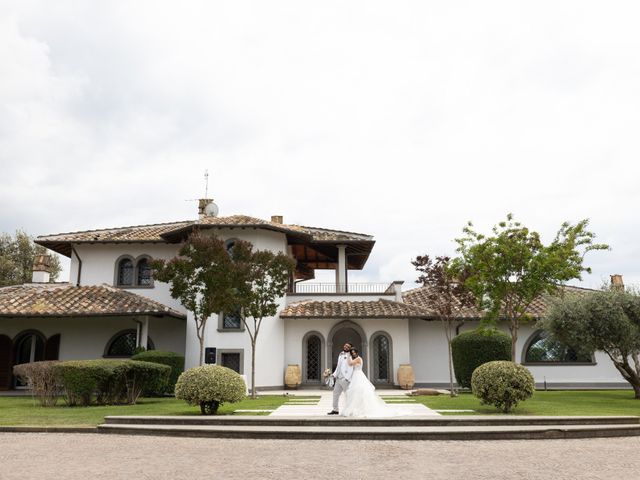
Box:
[341,362,401,418]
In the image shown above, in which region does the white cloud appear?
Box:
[0,1,639,288]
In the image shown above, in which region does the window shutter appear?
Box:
[0,335,13,390]
[44,334,61,361]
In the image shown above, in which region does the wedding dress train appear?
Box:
[341,363,401,417]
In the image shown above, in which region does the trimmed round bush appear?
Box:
[175,365,246,415]
[451,328,511,388]
[471,361,535,413]
[131,350,185,396]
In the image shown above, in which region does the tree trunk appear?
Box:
[447,337,456,397]
[510,322,518,362]
[199,335,205,366]
[251,339,257,399]
[633,383,640,400]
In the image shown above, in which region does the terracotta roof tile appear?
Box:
[0,283,186,318]
[36,221,192,243]
[36,216,373,248]
[402,285,595,319]
[280,299,429,319]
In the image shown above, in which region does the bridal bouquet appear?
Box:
[323,368,334,387]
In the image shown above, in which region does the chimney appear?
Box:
[391,280,404,302]
[611,274,625,291]
[32,255,52,283]
[271,215,283,224]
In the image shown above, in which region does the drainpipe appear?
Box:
[71,246,82,286]
[455,320,466,336]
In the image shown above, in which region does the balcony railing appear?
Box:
[289,282,394,294]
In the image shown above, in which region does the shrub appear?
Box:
[131,350,184,396]
[53,359,170,406]
[115,360,170,404]
[471,360,535,413]
[53,360,122,406]
[12,361,61,407]
[451,328,511,388]
[175,365,246,414]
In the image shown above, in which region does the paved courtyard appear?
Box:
[1,433,638,480]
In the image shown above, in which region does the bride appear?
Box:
[341,348,402,417]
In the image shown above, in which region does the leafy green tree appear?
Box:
[453,214,608,361]
[412,255,475,396]
[239,250,295,399]
[0,230,62,286]
[543,288,640,398]
[151,232,252,366]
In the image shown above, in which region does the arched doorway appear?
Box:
[327,321,368,375]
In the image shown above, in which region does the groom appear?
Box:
[327,342,354,415]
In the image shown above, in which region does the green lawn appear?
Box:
[0,395,311,427]
[410,390,640,416]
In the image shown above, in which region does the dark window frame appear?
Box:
[522,330,595,365]
[104,329,155,358]
[114,255,155,288]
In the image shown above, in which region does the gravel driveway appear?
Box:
[0,433,638,480]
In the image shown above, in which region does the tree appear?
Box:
[151,232,252,366]
[412,255,475,396]
[543,288,640,398]
[0,230,62,286]
[239,250,295,399]
[454,214,608,361]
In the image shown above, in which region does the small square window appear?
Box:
[219,351,243,374]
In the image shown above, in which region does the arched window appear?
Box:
[117,258,134,286]
[302,332,324,384]
[523,331,592,364]
[104,329,154,357]
[225,238,238,256]
[371,332,392,384]
[136,257,152,286]
[13,330,46,387]
[306,335,322,382]
[115,255,154,288]
[14,331,46,366]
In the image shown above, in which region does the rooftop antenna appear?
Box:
[204,169,209,198]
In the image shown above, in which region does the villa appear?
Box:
[0,199,626,390]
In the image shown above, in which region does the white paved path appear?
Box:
[270,390,440,416]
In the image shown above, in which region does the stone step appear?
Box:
[96,422,640,441]
[103,415,640,427]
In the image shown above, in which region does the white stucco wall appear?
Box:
[65,227,290,387]
[408,319,626,387]
[1,315,185,360]
[284,317,411,386]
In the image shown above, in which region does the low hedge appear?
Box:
[53,359,170,406]
[131,350,185,396]
[451,328,511,389]
[13,361,61,407]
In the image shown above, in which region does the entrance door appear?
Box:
[330,326,368,375]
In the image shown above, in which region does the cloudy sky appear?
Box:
[1,1,639,289]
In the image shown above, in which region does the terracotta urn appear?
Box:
[284,364,301,389]
[397,364,415,390]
